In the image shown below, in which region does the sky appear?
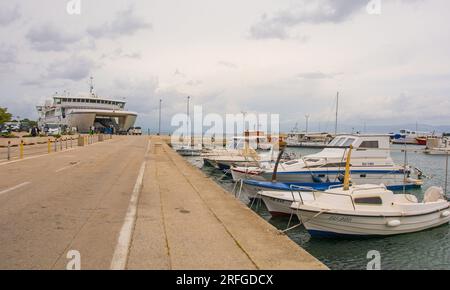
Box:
[1,0,450,133]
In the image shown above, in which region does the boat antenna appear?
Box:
[334,92,339,136]
[343,145,353,191]
[445,139,449,198]
[89,76,95,97]
[403,138,407,195]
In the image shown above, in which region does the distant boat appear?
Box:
[416,137,427,146]
[424,136,450,155]
[392,129,430,145]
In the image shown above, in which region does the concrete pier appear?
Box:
[0,135,326,270]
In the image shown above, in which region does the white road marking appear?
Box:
[110,140,151,270]
[0,182,31,196]
[55,162,80,173]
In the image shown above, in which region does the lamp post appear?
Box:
[158,99,162,136]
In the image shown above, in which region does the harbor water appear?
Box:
[186,144,450,270]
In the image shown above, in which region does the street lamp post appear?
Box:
[158,99,162,136]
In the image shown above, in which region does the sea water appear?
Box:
[186,144,450,270]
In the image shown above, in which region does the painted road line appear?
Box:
[110,140,151,270]
[0,182,31,196]
[55,162,80,173]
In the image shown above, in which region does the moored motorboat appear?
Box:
[291,184,450,237]
[231,134,423,189]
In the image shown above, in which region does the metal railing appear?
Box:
[289,184,357,211]
[0,134,113,162]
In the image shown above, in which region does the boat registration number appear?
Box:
[328,216,352,223]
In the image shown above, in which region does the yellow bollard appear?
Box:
[48,139,51,153]
[19,140,24,159]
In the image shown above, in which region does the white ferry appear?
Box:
[36,78,137,134]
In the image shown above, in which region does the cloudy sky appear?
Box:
[1,0,450,132]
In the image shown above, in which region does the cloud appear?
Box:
[0,4,20,26]
[100,48,142,60]
[87,6,152,39]
[297,71,342,79]
[217,61,238,69]
[46,56,95,81]
[0,44,17,64]
[249,0,366,39]
[26,23,82,51]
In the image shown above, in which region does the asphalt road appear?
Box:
[0,136,148,269]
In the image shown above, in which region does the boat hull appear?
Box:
[259,170,420,189]
[261,191,314,216]
[296,207,450,237]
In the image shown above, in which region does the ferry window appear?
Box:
[342,138,356,147]
[55,98,61,104]
[400,130,406,134]
[354,197,382,205]
[284,160,299,166]
[360,141,379,148]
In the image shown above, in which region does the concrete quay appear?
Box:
[0,135,327,270]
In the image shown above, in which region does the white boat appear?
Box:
[231,134,423,190]
[424,136,450,155]
[36,78,137,133]
[203,135,277,170]
[260,189,315,216]
[286,132,332,148]
[291,184,450,237]
[392,129,430,145]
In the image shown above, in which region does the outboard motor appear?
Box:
[423,186,445,203]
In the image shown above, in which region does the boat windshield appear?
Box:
[330,137,345,146]
[342,138,356,147]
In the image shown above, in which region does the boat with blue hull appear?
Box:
[231,134,424,190]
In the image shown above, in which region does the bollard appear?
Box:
[19,140,24,159]
[65,138,68,150]
[70,137,73,148]
[60,138,63,151]
[48,139,51,153]
[54,138,57,152]
[7,141,11,160]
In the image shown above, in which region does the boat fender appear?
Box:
[441,211,450,218]
[387,220,401,227]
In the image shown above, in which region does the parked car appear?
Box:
[44,124,62,136]
[128,127,142,135]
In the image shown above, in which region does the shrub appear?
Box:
[0,132,19,138]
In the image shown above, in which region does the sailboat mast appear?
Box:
[334,92,339,136]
